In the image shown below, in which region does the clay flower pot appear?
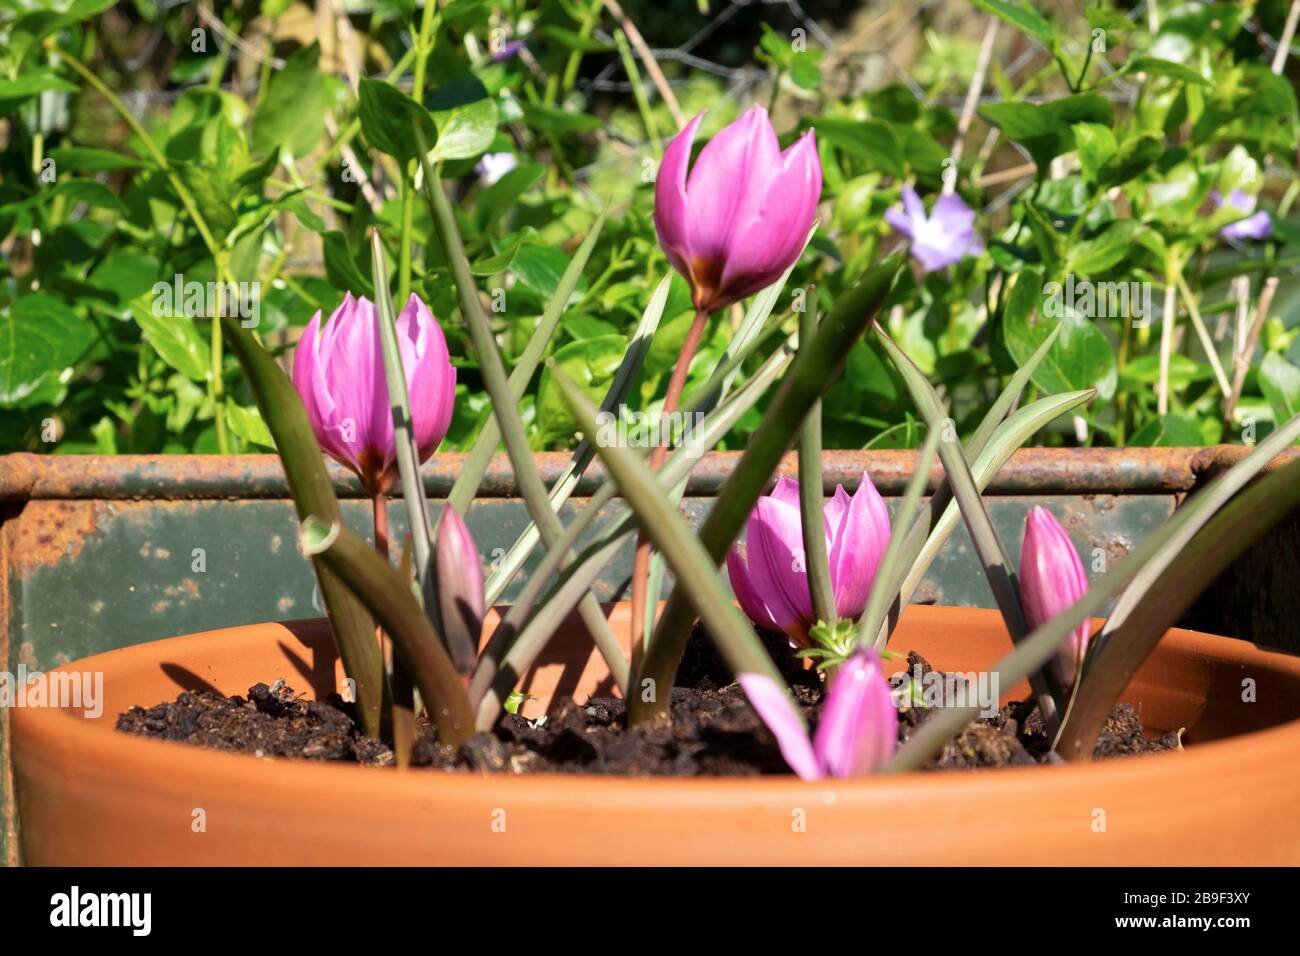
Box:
[11,604,1300,865]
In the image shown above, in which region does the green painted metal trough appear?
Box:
[2,447,1297,863]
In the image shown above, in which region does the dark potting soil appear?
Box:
[116,626,1181,775]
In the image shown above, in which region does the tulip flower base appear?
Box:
[113,630,1180,777]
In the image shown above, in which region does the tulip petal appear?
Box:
[653,112,705,279]
[399,293,456,463]
[727,546,781,632]
[1019,506,1091,686]
[770,474,802,508]
[684,106,782,264]
[716,129,822,303]
[813,648,898,777]
[828,474,891,620]
[737,673,821,780]
[747,495,815,636]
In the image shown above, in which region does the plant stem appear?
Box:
[399,0,440,303]
[417,136,630,693]
[798,299,836,626]
[629,308,709,660]
[373,491,415,767]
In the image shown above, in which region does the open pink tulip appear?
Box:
[727,474,890,645]
[1019,506,1091,688]
[293,292,455,495]
[654,106,821,313]
[738,647,897,780]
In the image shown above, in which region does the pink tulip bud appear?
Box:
[726,474,890,645]
[654,106,821,313]
[435,507,485,674]
[292,292,455,495]
[739,648,898,780]
[1019,507,1091,688]
[812,647,897,777]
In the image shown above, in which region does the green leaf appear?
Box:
[482,274,671,605]
[1097,135,1162,188]
[632,255,905,726]
[971,0,1055,46]
[0,295,92,406]
[447,204,611,516]
[1073,123,1116,184]
[475,162,544,231]
[1066,220,1141,274]
[980,94,1112,169]
[252,41,324,159]
[518,101,602,134]
[172,162,237,239]
[226,403,275,449]
[130,299,211,382]
[322,231,374,298]
[1003,269,1117,399]
[1128,414,1202,447]
[548,363,793,694]
[536,335,629,446]
[46,146,146,172]
[301,517,474,748]
[220,318,383,737]
[429,97,498,163]
[416,127,629,694]
[1055,450,1300,761]
[808,117,904,178]
[358,78,436,164]
[1121,56,1210,86]
[1259,352,1300,424]
[0,69,79,113]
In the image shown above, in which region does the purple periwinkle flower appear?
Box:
[292,292,455,495]
[726,474,890,646]
[738,647,898,780]
[1211,190,1272,242]
[654,106,821,313]
[1019,506,1091,688]
[476,152,518,186]
[491,40,526,63]
[885,186,984,272]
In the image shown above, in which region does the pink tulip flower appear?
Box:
[726,474,890,646]
[654,106,822,313]
[293,292,455,495]
[738,647,898,780]
[1019,506,1091,688]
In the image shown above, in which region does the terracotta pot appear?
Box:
[11,604,1300,865]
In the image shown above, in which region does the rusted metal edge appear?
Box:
[0,505,17,866]
[0,447,1291,502]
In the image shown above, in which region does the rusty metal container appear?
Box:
[2,447,1297,863]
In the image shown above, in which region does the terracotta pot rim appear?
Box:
[14,605,1300,793]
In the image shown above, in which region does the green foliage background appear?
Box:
[3,0,1300,456]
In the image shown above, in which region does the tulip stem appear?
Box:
[797,296,837,627]
[373,491,415,767]
[371,494,416,770]
[629,307,711,661]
